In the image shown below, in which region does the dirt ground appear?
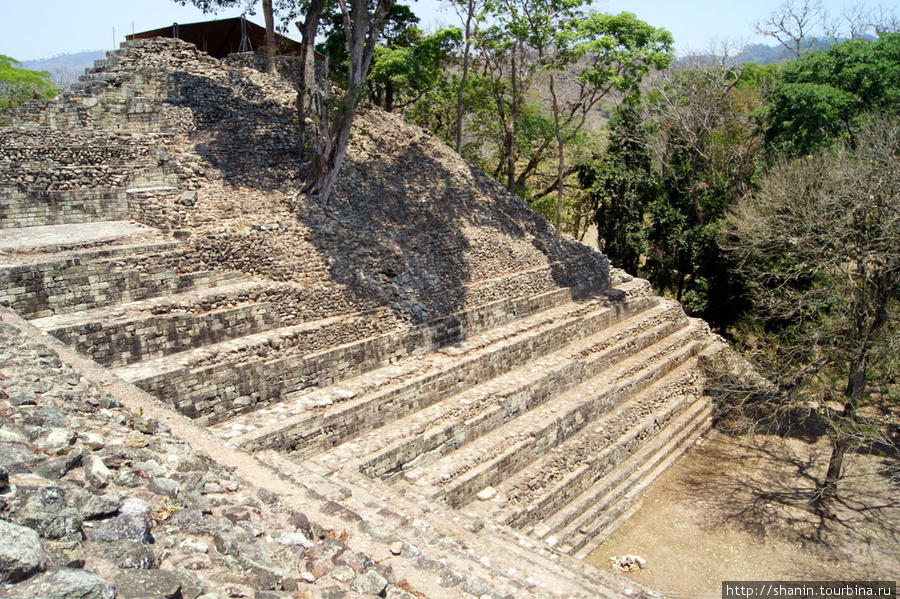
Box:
[586,430,900,599]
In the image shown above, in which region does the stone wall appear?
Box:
[0,126,182,229]
[0,244,232,318]
[125,187,187,230]
[50,302,282,368]
[0,189,129,229]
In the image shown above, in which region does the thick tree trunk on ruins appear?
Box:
[455,0,475,154]
[262,0,277,75]
[296,0,395,205]
[296,0,327,157]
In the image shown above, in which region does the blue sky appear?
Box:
[2,0,864,61]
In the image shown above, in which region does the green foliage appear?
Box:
[633,60,761,330]
[576,107,655,274]
[469,0,673,230]
[570,54,766,331]
[758,32,900,156]
[0,55,57,123]
[316,2,423,90]
[761,83,859,156]
[572,12,674,96]
[407,74,463,144]
[368,27,462,111]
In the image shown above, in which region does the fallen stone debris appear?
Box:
[609,555,647,573]
[0,320,416,599]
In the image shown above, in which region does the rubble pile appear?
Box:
[0,320,416,599]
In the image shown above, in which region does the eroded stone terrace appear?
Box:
[0,37,727,599]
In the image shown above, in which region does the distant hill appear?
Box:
[736,39,831,65]
[734,35,875,65]
[21,50,107,88]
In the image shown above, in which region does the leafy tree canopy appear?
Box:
[0,55,57,122]
[576,106,656,274]
[316,2,420,87]
[758,32,900,156]
[368,26,462,111]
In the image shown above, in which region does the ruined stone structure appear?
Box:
[0,38,726,598]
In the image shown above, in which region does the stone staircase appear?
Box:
[266,286,720,557]
[0,37,729,598]
[1,223,722,558]
[0,238,243,318]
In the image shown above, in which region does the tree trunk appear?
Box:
[300,0,395,205]
[455,0,475,154]
[548,71,564,238]
[506,45,519,194]
[262,0,277,75]
[295,0,327,153]
[819,274,891,503]
[385,80,394,112]
[505,127,516,193]
[555,137,565,237]
[821,435,847,502]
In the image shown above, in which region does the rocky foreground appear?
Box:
[0,314,420,599]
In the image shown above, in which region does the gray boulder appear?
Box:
[73,491,122,520]
[84,455,113,489]
[8,389,37,406]
[350,570,388,596]
[97,539,159,569]
[114,569,183,599]
[37,427,77,455]
[0,443,31,474]
[87,496,154,543]
[8,567,116,599]
[33,447,86,480]
[27,407,67,428]
[12,486,83,540]
[148,477,180,498]
[0,519,46,583]
[44,539,86,568]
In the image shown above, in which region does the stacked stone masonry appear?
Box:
[0,36,727,599]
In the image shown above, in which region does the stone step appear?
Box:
[212,289,659,454]
[111,309,395,385]
[111,307,404,424]
[85,56,121,74]
[398,323,710,510]
[322,301,686,483]
[30,280,287,367]
[0,241,245,319]
[0,156,155,170]
[564,390,716,558]
[81,71,121,83]
[480,343,719,543]
[127,284,610,427]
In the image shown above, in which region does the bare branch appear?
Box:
[754,0,827,56]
